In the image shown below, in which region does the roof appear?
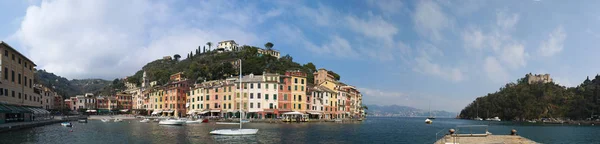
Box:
[313,85,335,93]
[0,41,36,66]
[235,74,263,83]
[219,40,236,43]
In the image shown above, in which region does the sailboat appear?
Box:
[427,102,435,119]
[210,59,259,135]
[475,101,482,121]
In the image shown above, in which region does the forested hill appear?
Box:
[459,75,600,121]
[35,70,112,98]
[125,45,339,87]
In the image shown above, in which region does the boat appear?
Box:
[114,119,123,122]
[185,119,204,124]
[78,118,88,123]
[153,119,161,122]
[425,118,432,124]
[475,117,483,121]
[486,117,501,121]
[61,122,72,127]
[140,119,150,123]
[210,59,258,135]
[427,102,435,119]
[334,119,342,122]
[216,122,240,125]
[101,118,111,122]
[158,119,186,125]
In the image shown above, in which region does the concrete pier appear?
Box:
[435,135,537,144]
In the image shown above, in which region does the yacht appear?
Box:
[101,118,111,122]
[475,117,483,121]
[158,118,186,125]
[185,119,204,124]
[114,119,123,122]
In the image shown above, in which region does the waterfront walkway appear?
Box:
[0,116,79,133]
[435,135,537,144]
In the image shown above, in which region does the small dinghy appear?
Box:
[61,122,72,127]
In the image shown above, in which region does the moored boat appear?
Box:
[101,118,111,122]
[425,118,432,124]
[61,122,72,127]
[158,119,186,125]
[114,119,123,122]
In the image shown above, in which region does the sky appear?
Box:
[1,0,600,112]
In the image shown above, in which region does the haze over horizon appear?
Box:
[1,0,598,112]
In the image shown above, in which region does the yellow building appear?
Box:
[286,70,307,112]
[0,41,38,107]
[257,48,280,58]
[150,88,165,116]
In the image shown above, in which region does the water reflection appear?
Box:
[212,135,259,144]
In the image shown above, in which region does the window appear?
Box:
[3,67,7,80]
[206,95,210,100]
[11,70,14,82]
[293,104,296,109]
[294,78,297,84]
[257,103,261,108]
[301,79,304,84]
[199,104,202,109]
[250,93,254,99]
[18,93,21,99]
[250,103,253,108]
[244,84,247,89]
[228,103,231,109]
[299,96,302,101]
[192,105,195,109]
[4,50,6,57]
[301,86,304,91]
[284,104,287,109]
[293,95,296,101]
[298,104,301,109]
[12,91,14,97]
[274,94,277,100]
[258,83,261,89]
[266,84,269,89]
[228,95,231,100]
[265,94,269,100]
[207,104,210,109]
[250,83,254,89]
[215,88,218,92]
[288,86,291,91]
[295,86,297,91]
[258,93,261,99]
[192,98,195,102]
[11,54,14,60]
[18,58,21,64]
[284,94,288,100]
[280,85,283,90]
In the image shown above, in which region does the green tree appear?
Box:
[206,42,212,51]
[265,42,274,50]
[173,54,181,61]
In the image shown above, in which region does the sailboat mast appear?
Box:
[239,59,242,129]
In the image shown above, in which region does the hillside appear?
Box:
[126,45,324,86]
[366,104,456,117]
[459,74,600,121]
[35,70,112,98]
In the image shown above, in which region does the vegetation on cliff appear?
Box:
[459,75,600,121]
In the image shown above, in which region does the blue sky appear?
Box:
[1,0,599,111]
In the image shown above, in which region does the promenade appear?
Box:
[0,116,79,133]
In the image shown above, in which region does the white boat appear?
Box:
[334,119,342,122]
[425,118,432,124]
[158,119,186,125]
[475,117,483,121]
[114,119,123,122]
[154,119,160,122]
[186,119,204,124]
[210,59,258,135]
[101,119,111,122]
[490,117,501,121]
[210,129,259,135]
[61,122,72,127]
[216,122,240,125]
[140,119,150,123]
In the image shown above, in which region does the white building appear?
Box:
[216,40,239,53]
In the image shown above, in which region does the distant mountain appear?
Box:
[35,70,112,98]
[366,104,457,118]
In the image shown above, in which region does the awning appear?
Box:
[120,109,129,112]
[86,110,93,112]
[210,109,221,113]
[307,112,322,115]
[198,111,209,114]
[185,103,190,108]
[163,110,174,113]
[0,104,32,113]
[282,111,304,115]
[151,110,162,115]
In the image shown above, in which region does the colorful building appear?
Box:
[287,70,307,113]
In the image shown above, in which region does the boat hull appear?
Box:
[159,120,185,125]
[209,129,258,135]
[140,119,150,123]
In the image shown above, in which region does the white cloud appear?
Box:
[462,27,486,50]
[412,44,464,82]
[496,10,520,31]
[553,76,574,87]
[483,56,509,83]
[295,3,335,26]
[345,14,398,44]
[499,43,528,69]
[413,0,450,42]
[13,0,268,79]
[309,35,359,58]
[539,26,566,57]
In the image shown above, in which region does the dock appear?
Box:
[435,135,537,144]
[434,125,538,144]
[0,116,80,133]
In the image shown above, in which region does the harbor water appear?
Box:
[0,117,598,143]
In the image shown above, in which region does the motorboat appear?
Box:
[61,122,72,127]
[158,119,186,125]
[101,118,111,122]
[209,129,259,135]
[475,117,483,121]
[154,119,161,122]
[140,119,151,123]
[185,119,203,124]
[425,118,432,124]
[114,119,123,122]
[241,119,250,123]
[487,117,501,121]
